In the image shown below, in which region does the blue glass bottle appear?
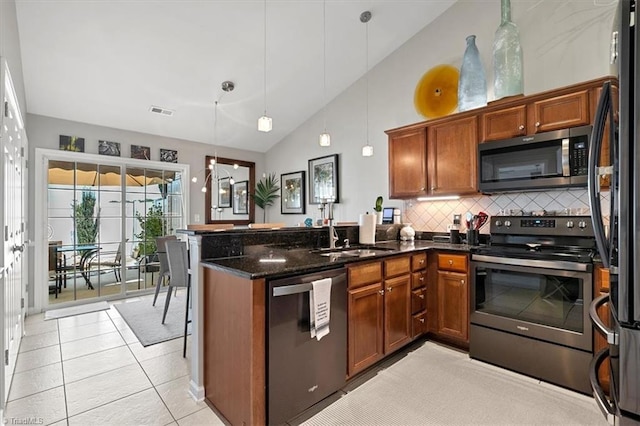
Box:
[492,0,523,99]
[458,35,487,112]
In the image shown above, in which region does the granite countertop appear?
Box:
[201,239,475,280]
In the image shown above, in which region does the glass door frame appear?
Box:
[34,148,190,311]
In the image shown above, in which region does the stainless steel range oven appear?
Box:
[470,215,596,394]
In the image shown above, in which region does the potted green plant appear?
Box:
[135,203,168,258]
[72,190,99,245]
[373,196,383,224]
[253,173,280,222]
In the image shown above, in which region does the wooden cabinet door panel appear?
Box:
[388,128,428,198]
[348,282,384,376]
[427,116,478,195]
[411,287,426,313]
[411,252,427,271]
[411,270,426,290]
[385,256,411,279]
[481,105,527,141]
[437,253,468,272]
[436,271,469,342]
[531,90,590,133]
[384,275,411,354]
[412,312,427,338]
[348,261,383,289]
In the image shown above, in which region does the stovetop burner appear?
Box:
[479,215,597,264]
[474,244,595,263]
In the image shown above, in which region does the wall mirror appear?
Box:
[204,156,255,224]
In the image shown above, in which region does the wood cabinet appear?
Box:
[410,252,427,338]
[388,78,613,199]
[481,89,591,142]
[433,252,469,346]
[594,266,611,394]
[427,116,478,195]
[388,126,428,198]
[347,255,413,377]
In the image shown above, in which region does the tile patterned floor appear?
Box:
[5,295,223,426]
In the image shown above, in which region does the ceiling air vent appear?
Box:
[149,105,174,116]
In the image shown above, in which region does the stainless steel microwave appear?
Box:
[478,125,592,193]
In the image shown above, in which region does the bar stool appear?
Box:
[163,240,191,357]
[152,235,177,306]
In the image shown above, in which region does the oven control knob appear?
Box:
[578,220,587,229]
[566,220,574,228]
[495,220,502,227]
[504,220,511,227]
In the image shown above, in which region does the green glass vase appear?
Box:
[492,0,523,99]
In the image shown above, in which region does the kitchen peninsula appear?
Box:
[180,225,474,425]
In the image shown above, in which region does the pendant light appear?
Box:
[258,0,272,132]
[361,11,373,157]
[193,98,234,192]
[319,1,331,147]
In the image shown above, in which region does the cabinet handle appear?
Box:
[387,287,393,292]
[535,121,541,127]
[420,187,425,191]
[419,276,424,282]
[420,318,425,323]
[448,260,453,265]
[419,294,424,299]
[378,290,385,295]
[461,280,465,284]
[431,186,436,191]
[518,124,525,130]
[420,259,425,264]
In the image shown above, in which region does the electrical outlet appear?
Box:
[194,213,201,223]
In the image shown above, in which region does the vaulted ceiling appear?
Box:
[15,0,455,153]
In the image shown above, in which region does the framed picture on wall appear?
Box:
[233,180,248,215]
[308,154,339,204]
[131,145,150,160]
[160,148,178,163]
[281,171,305,214]
[59,135,85,152]
[98,140,121,156]
[218,177,231,208]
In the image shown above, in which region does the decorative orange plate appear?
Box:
[414,64,459,119]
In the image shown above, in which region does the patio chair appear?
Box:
[163,240,191,357]
[88,241,124,282]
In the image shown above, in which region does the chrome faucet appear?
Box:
[327,200,339,249]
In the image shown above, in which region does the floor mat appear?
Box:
[113,293,191,347]
[44,301,110,320]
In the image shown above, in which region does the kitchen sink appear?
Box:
[315,247,395,258]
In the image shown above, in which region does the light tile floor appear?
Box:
[5,295,224,426]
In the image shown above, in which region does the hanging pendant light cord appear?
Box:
[263,0,267,116]
[365,17,369,145]
[323,1,327,132]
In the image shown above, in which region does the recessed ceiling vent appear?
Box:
[149,105,174,116]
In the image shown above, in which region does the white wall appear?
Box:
[264,0,616,227]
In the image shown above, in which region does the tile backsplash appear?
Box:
[403,188,610,232]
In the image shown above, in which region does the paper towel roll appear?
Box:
[359,214,376,245]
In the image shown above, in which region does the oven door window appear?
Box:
[475,266,584,333]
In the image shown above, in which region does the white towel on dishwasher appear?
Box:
[309,278,332,341]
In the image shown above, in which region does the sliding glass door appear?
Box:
[42,150,187,307]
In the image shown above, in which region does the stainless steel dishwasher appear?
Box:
[267,268,347,425]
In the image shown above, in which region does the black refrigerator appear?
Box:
[589,0,640,424]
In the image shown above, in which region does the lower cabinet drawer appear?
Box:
[412,311,427,338]
[411,287,426,313]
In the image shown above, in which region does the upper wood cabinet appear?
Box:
[481,104,527,141]
[387,77,613,199]
[388,127,428,198]
[481,90,591,142]
[427,116,478,195]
